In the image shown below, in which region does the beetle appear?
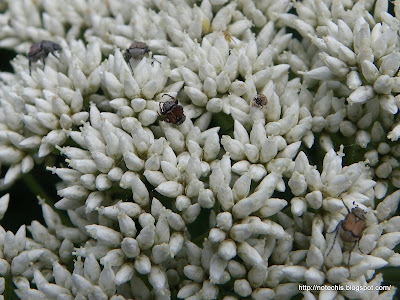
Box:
[124,41,159,71]
[28,40,62,75]
[326,200,367,269]
[159,94,186,125]
[252,94,268,108]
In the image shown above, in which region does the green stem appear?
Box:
[22,173,72,226]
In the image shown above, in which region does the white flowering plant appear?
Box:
[0,0,399,299]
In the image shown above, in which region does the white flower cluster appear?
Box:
[0,0,399,299]
[281,0,400,188]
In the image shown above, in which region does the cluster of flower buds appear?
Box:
[0,0,399,299]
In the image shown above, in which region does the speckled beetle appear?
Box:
[159,94,186,125]
[28,40,62,75]
[252,94,268,108]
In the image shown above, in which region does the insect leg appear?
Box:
[347,241,357,270]
[341,199,351,214]
[162,93,175,100]
[326,220,342,257]
[356,237,363,254]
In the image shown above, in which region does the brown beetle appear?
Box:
[326,201,367,268]
[159,94,186,125]
[124,41,159,71]
[252,94,268,108]
[28,40,62,75]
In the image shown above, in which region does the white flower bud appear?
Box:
[83,253,100,284]
[380,53,400,77]
[375,162,392,179]
[258,198,287,217]
[288,171,307,196]
[247,265,268,287]
[305,267,325,286]
[251,288,275,300]
[376,190,400,221]
[95,174,112,191]
[217,185,234,211]
[355,130,371,148]
[273,283,300,299]
[347,86,375,104]
[123,152,144,172]
[177,283,201,299]
[180,67,202,90]
[99,265,116,297]
[185,86,208,106]
[169,232,184,258]
[209,228,226,244]
[156,181,184,198]
[377,232,400,250]
[153,216,169,245]
[151,243,170,264]
[183,265,205,283]
[218,239,237,261]
[388,122,400,141]
[85,225,122,247]
[237,242,263,266]
[117,214,136,238]
[101,72,124,98]
[215,212,232,231]
[320,52,349,77]
[136,224,155,250]
[130,175,149,206]
[180,203,200,224]
[231,161,251,175]
[120,237,140,258]
[339,120,357,137]
[226,260,246,279]
[300,66,333,81]
[149,266,169,296]
[234,279,252,297]
[0,194,9,220]
[166,211,186,231]
[58,185,88,201]
[346,70,362,90]
[175,195,191,212]
[326,266,349,284]
[206,97,223,113]
[221,136,245,161]
[197,188,215,209]
[260,138,278,163]
[209,254,228,284]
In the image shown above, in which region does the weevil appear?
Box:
[28,40,62,75]
[159,94,186,125]
[326,201,367,269]
[124,41,159,71]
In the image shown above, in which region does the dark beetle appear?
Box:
[28,40,62,75]
[124,41,159,71]
[159,94,186,125]
[125,41,150,60]
[326,200,367,269]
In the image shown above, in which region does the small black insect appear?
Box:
[252,94,268,107]
[159,94,186,125]
[326,201,367,269]
[125,41,150,60]
[28,40,62,75]
[124,41,159,71]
